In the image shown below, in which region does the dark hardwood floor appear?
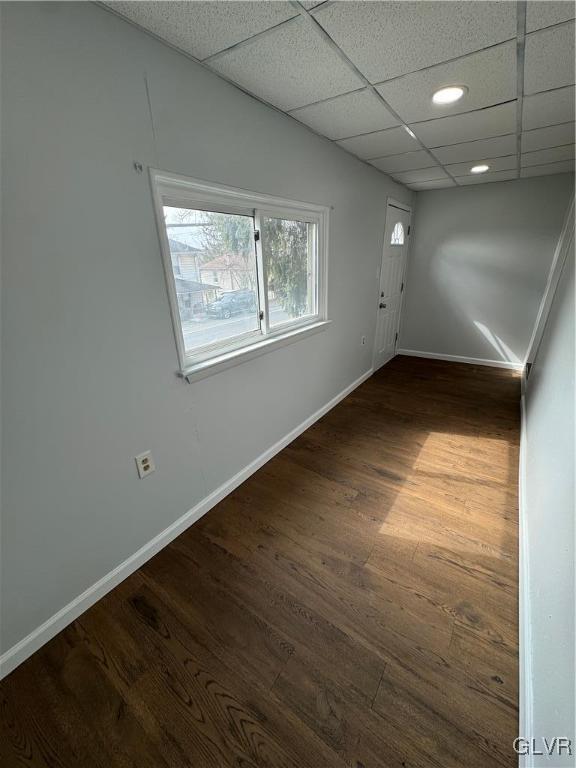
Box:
[0,356,520,768]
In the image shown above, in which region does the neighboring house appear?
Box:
[168,237,202,283]
[169,238,253,316]
[199,253,253,292]
[168,237,220,317]
[174,276,218,320]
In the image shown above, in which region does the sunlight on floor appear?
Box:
[376,429,518,560]
[410,430,513,485]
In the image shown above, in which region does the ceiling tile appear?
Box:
[446,155,518,177]
[521,160,575,177]
[369,150,437,173]
[376,42,516,124]
[524,22,576,95]
[290,89,398,140]
[522,122,576,152]
[209,17,363,111]
[409,179,457,190]
[526,1,576,33]
[433,135,517,164]
[313,1,516,83]
[412,102,517,148]
[393,167,450,184]
[523,86,575,130]
[457,169,518,185]
[337,125,419,159]
[107,1,297,60]
[522,145,575,166]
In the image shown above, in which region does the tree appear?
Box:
[262,217,310,318]
[200,212,252,259]
[200,212,255,291]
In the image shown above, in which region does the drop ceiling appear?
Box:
[104,0,576,190]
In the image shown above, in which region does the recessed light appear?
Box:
[404,126,417,139]
[432,86,466,105]
[470,164,490,174]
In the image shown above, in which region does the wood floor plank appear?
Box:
[449,622,518,711]
[198,508,454,657]
[0,650,112,768]
[367,541,517,655]
[372,644,517,768]
[169,530,386,702]
[88,580,344,768]
[143,541,296,689]
[42,632,171,768]
[0,356,520,767]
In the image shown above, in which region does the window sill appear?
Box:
[179,320,331,383]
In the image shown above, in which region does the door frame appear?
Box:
[372,197,413,371]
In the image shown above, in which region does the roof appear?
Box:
[200,254,250,271]
[168,237,198,253]
[166,225,206,251]
[174,277,218,294]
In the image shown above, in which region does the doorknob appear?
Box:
[379,302,387,308]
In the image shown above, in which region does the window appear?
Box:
[391,222,404,245]
[261,215,316,328]
[151,171,329,379]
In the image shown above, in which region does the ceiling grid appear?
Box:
[288,0,460,184]
[103,0,576,190]
[516,0,527,177]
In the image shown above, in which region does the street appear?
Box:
[183,304,291,349]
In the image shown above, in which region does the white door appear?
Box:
[373,203,411,370]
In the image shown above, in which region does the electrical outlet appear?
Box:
[361,335,366,346]
[135,451,155,479]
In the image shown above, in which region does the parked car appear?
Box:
[207,289,257,319]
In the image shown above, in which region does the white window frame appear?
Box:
[150,169,330,382]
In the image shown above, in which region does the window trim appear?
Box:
[150,169,330,380]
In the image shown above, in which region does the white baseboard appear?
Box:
[397,348,524,371]
[0,368,374,680]
[519,393,534,768]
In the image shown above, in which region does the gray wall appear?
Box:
[0,2,411,654]
[400,176,574,365]
[524,243,574,765]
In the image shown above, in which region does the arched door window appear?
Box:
[391,222,404,245]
